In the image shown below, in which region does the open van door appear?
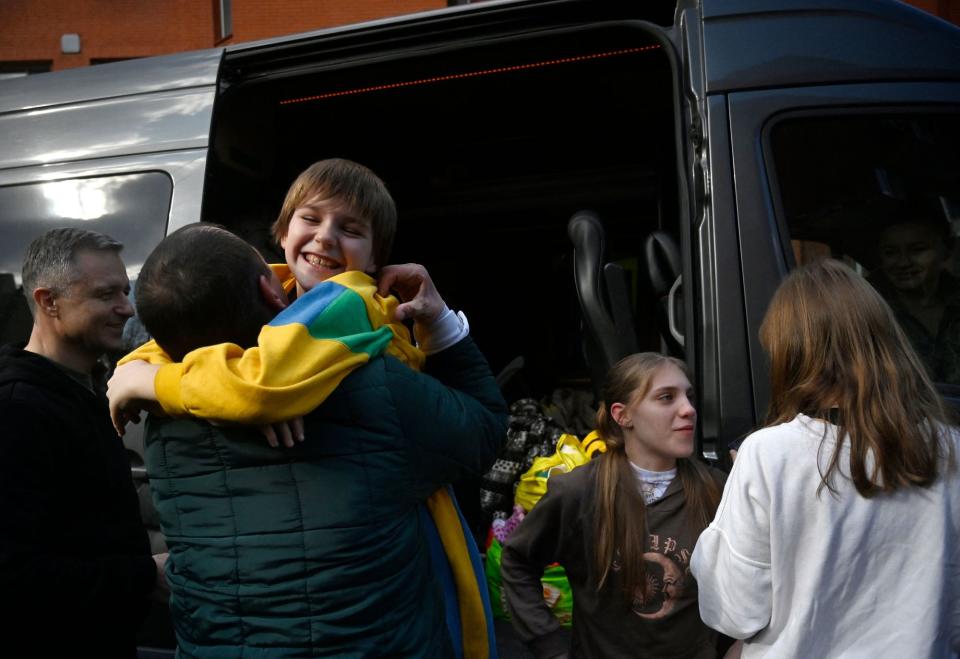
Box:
[201,0,703,534]
[681,0,960,463]
[207,7,693,393]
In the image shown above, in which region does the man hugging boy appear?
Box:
[109,159,506,657]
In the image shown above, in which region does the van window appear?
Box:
[0,172,171,282]
[769,112,960,387]
[0,172,171,345]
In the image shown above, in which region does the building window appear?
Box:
[90,57,139,66]
[214,0,233,43]
[0,61,52,80]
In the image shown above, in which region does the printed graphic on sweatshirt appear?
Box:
[632,551,684,619]
[614,533,692,619]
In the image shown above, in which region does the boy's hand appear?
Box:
[377,263,446,323]
[258,273,288,313]
[724,640,744,659]
[151,552,170,603]
[259,417,305,449]
[107,360,162,436]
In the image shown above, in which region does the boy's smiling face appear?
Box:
[281,195,376,296]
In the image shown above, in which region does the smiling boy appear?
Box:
[869,204,960,385]
[277,160,395,294]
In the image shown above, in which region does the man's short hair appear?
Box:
[271,159,397,271]
[135,224,276,362]
[21,228,124,316]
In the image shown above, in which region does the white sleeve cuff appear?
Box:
[414,305,470,355]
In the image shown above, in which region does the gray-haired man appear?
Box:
[0,228,164,658]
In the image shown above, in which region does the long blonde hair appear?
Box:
[760,258,954,497]
[593,353,721,602]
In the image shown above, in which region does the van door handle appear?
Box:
[667,275,684,347]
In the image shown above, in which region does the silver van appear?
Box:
[1,0,959,650]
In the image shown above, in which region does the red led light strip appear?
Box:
[279,44,661,106]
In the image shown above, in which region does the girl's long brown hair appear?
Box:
[760,258,954,497]
[593,353,722,603]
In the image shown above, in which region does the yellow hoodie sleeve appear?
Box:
[120,338,174,366]
[120,271,424,424]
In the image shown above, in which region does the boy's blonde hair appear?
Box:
[272,159,397,271]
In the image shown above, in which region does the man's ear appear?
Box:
[33,288,58,318]
[257,275,288,313]
[610,402,632,429]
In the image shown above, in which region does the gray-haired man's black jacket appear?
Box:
[0,344,155,658]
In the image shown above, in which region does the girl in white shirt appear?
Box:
[691,258,959,659]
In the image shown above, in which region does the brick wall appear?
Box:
[909,0,960,23]
[227,0,445,44]
[0,0,214,70]
[0,0,444,72]
[0,0,956,73]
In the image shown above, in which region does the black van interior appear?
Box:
[204,25,683,408]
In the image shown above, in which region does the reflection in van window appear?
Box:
[0,272,31,346]
[0,172,171,283]
[0,172,171,347]
[790,239,830,266]
[772,113,960,386]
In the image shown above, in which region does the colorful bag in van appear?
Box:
[485,537,574,627]
[486,432,605,626]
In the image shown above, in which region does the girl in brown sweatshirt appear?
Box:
[501,353,726,658]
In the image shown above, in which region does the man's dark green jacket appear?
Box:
[145,336,507,657]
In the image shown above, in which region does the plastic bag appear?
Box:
[486,432,604,626]
[581,429,607,459]
[485,538,573,627]
[479,399,567,524]
[514,434,590,512]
